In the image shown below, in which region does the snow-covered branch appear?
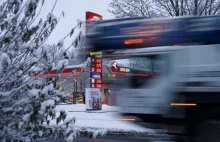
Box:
[0,0,90,142]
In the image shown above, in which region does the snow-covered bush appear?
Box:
[0,0,88,141]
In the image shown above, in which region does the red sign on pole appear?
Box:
[86,11,102,21]
[86,12,102,35]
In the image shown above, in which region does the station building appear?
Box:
[29,58,150,105]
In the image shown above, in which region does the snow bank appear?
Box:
[56,104,119,112]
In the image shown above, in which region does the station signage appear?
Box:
[108,61,130,74]
[90,72,102,79]
[120,67,130,72]
[90,56,102,90]
[86,12,103,110]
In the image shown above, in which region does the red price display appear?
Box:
[90,83,102,88]
[90,79,102,84]
[91,57,102,63]
[96,58,102,64]
[95,68,102,73]
[96,63,102,68]
[90,67,102,73]
[96,79,102,84]
[95,84,102,88]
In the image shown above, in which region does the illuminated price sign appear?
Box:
[96,63,102,68]
[95,68,102,73]
[96,58,102,64]
[90,79,102,84]
[91,57,102,64]
[90,57,103,74]
[90,83,102,88]
[96,84,102,88]
[90,54,103,91]
[96,79,102,84]
[90,67,102,73]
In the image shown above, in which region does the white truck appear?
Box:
[85,15,220,142]
[112,44,220,142]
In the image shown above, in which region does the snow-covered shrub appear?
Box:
[0,0,86,142]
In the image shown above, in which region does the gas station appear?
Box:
[29,11,150,107]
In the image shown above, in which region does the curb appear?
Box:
[107,131,174,138]
[79,127,176,140]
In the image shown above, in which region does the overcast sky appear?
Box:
[38,0,114,46]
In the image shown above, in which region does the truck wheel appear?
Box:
[195,120,220,142]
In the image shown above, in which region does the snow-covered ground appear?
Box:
[53,104,154,133]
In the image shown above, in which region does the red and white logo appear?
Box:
[86,11,102,21]
[112,61,118,70]
[90,16,101,21]
[110,61,120,72]
[108,61,130,73]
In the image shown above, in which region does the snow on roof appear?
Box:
[65,63,84,69]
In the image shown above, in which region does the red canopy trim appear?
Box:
[29,67,84,77]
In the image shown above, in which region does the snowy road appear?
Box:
[52,104,154,133]
[42,104,182,142]
[41,104,178,141]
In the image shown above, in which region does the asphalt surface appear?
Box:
[42,137,149,142]
[41,136,174,142]
[40,133,179,142]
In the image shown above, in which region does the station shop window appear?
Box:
[128,54,170,88]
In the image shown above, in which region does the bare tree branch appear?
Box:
[108,0,220,18]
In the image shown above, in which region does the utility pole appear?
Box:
[73,79,77,104]
[80,77,82,96]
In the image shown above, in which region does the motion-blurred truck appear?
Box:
[85,15,220,142]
